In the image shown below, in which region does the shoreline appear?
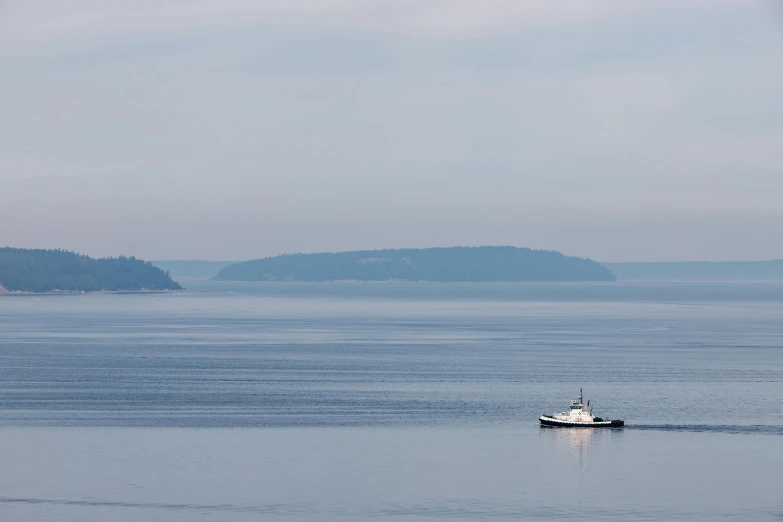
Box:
[0,288,185,296]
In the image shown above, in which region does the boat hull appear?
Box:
[539,416,624,428]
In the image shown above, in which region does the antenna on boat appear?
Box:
[579,388,583,404]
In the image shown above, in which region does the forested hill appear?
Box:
[214,247,616,282]
[0,248,182,292]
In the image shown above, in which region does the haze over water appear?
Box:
[1,281,782,520]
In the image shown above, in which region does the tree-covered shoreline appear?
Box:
[0,248,182,293]
[214,246,616,282]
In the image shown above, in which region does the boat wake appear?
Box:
[626,424,783,436]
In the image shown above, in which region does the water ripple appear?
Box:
[0,496,312,515]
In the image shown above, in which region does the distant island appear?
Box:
[151,260,235,280]
[605,261,783,281]
[0,248,182,293]
[213,246,616,282]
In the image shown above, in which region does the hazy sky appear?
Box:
[1,1,782,261]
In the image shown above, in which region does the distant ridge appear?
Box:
[214,246,616,282]
[151,260,234,280]
[605,260,783,281]
[0,247,182,292]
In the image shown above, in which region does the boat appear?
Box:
[539,389,624,428]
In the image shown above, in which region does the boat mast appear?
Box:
[579,388,583,404]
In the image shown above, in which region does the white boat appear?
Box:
[539,389,624,428]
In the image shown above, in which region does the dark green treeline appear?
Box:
[0,248,182,292]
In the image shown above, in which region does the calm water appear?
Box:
[1,282,782,520]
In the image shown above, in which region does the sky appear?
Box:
[1,1,782,262]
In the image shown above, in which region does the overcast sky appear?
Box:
[1,1,782,261]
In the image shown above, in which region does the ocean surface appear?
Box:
[1,281,782,521]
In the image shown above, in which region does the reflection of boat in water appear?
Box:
[539,389,624,428]
[546,424,596,461]
[540,423,615,471]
